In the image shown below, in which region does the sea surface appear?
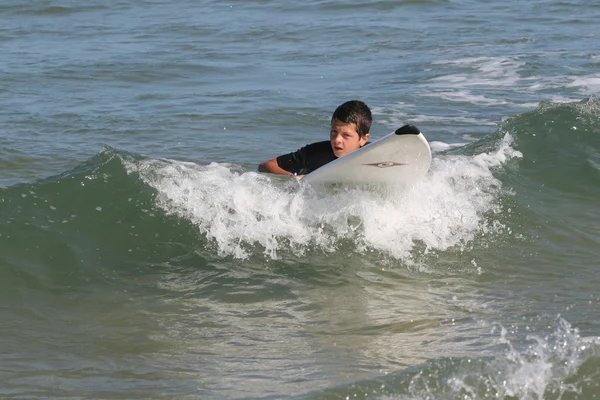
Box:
[1,0,600,399]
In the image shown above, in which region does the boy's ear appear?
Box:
[360,133,370,145]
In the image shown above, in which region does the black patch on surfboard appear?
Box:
[394,125,420,135]
[363,161,407,168]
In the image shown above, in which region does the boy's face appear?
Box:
[330,120,370,158]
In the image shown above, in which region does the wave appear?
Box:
[0,134,521,266]
[126,135,520,261]
[0,148,191,295]
[296,318,600,399]
[500,97,600,194]
[3,99,597,266]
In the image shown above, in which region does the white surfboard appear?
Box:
[302,125,431,186]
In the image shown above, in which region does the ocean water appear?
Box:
[1,0,600,399]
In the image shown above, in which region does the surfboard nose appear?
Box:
[395,125,420,135]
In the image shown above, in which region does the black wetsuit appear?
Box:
[276,141,336,175]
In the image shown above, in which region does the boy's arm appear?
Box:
[258,158,292,175]
[259,144,313,176]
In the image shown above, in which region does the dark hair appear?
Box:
[331,100,372,138]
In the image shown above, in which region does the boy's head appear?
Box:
[330,100,372,158]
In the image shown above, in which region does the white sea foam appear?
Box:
[567,74,600,94]
[126,134,522,260]
[408,113,496,126]
[429,141,467,152]
[421,90,510,106]
[373,104,495,131]
[428,56,525,89]
[445,318,599,400]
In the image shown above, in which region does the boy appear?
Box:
[258,100,372,178]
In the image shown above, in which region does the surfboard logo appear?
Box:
[363,161,407,168]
